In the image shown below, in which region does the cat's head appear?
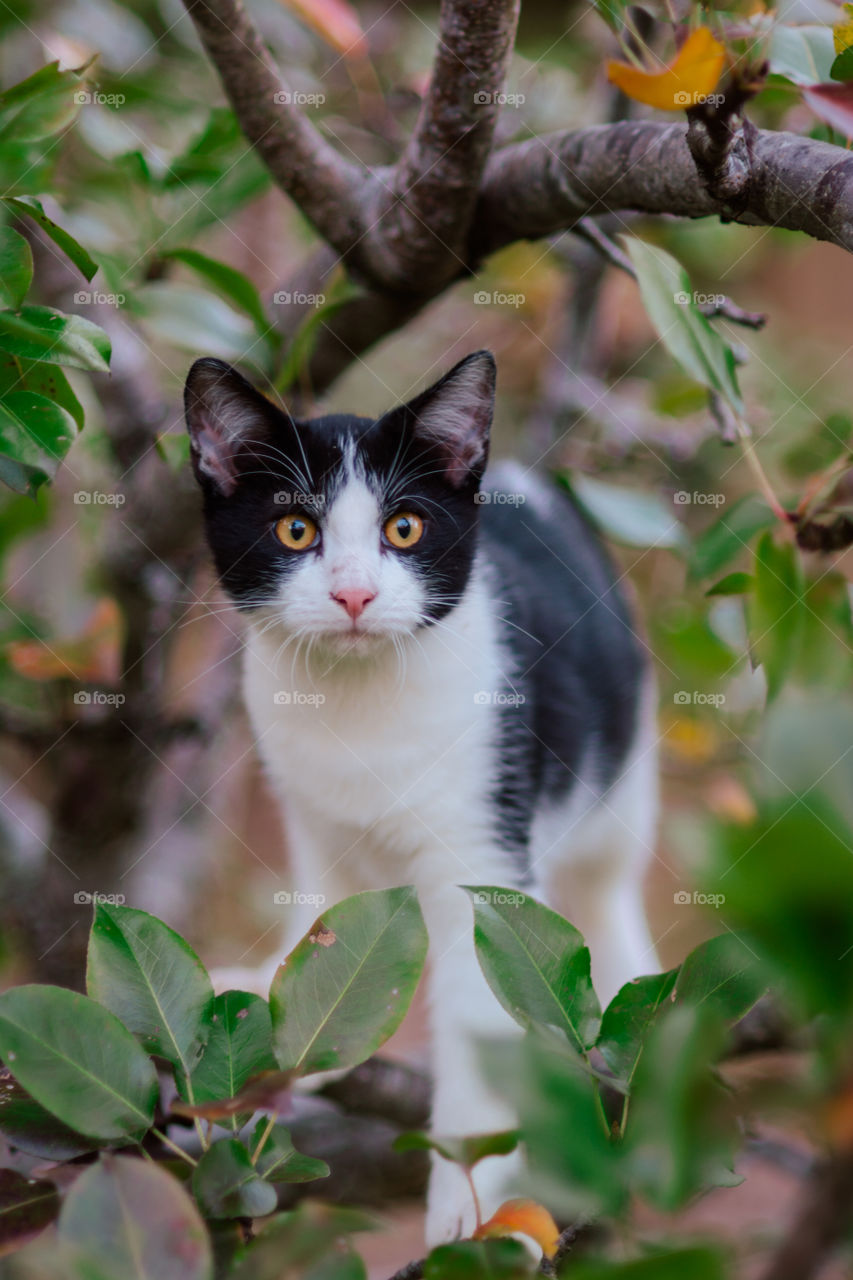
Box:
[184,351,496,654]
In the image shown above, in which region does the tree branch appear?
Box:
[373,0,521,291]
[181,0,369,262]
[473,123,853,260]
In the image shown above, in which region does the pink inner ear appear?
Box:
[195,413,239,496]
[442,405,490,488]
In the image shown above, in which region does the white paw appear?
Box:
[425,1149,522,1248]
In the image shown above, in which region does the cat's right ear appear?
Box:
[184,358,286,496]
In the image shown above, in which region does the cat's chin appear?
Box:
[309,627,403,659]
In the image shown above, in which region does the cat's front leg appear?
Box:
[418,879,525,1246]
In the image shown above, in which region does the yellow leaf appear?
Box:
[834,3,853,55]
[473,1198,560,1258]
[607,27,726,111]
[6,598,123,684]
[277,0,368,61]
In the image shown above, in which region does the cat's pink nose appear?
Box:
[331,588,376,621]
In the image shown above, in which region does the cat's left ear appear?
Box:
[397,350,496,488]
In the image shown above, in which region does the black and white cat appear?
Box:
[184,351,658,1244]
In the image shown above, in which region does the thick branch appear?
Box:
[473,122,853,259]
[373,0,521,290]
[181,0,369,261]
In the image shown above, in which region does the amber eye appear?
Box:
[275,513,319,551]
[383,512,424,549]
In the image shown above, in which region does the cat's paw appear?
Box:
[424,1149,521,1247]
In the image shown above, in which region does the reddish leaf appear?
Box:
[171,1068,294,1121]
[6,597,123,683]
[803,82,853,137]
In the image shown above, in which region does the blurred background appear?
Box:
[2,1,853,1271]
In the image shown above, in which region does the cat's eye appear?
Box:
[275,513,319,551]
[384,512,424,549]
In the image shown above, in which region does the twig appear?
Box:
[758,1147,853,1280]
[573,216,766,330]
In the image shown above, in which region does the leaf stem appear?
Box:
[152,1126,198,1168]
[250,1111,278,1167]
[736,419,788,523]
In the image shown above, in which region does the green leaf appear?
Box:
[163,249,271,338]
[251,1119,330,1183]
[0,985,157,1141]
[0,355,84,429]
[689,495,775,580]
[184,992,276,1127]
[0,305,110,372]
[0,62,85,144]
[270,887,428,1076]
[273,283,361,394]
[624,1004,736,1208]
[4,198,98,282]
[831,47,853,82]
[393,1129,519,1169]
[424,1239,536,1280]
[567,1249,726,1280]
[748,532,804,701]
[192,1139,278,1220]
[133,283,258,368]
[87,902,215,1084]
[706,571,753,596]
[0,391,78,494]
[623,238,743,416]
[673,933,767,1022]
[706,796,853,1022]
[0,1167,60,1255]
[464,887,601,1053]
[483,1031,625,1218]
[596,970,678,1086]
[0,225,33,309]
[0,1067,103,1160]
[59,1154,212,1280]
[769,25,835,86]
[565,474,687,551]
[229,1204,377,1280]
